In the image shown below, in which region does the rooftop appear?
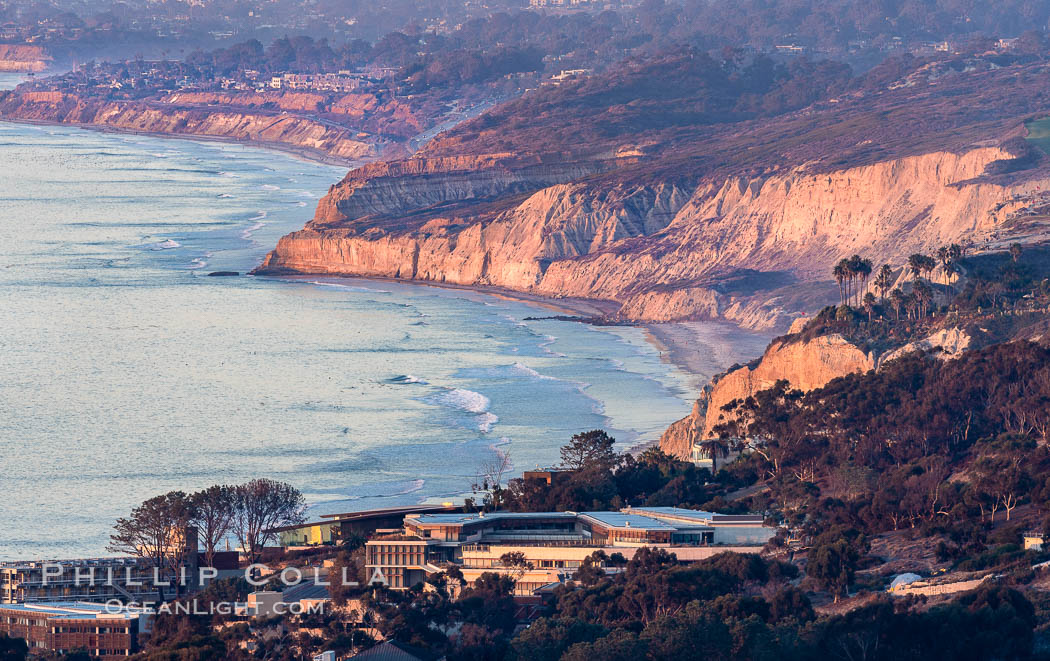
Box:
[623,507,764,525]
[319,504,458,521]
[579,512,678,531]
[406,512,578,527]
[1,557,145,570]
[0,602,145,620]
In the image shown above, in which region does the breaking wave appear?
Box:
[387,374,427,385]
[149,239,181,250]
[431,387,498,433]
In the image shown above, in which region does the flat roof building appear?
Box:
[270,505,461,548]
[1,558,162,605]
[0,601,150,657]
[367,507,775,594]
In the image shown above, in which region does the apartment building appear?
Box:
[1,558,163,605]
[0,602,150,657]
[366,507,775,594]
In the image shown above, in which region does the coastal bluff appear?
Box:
[658,323,979,460]
[256,144,1050,330]
[658,333,875,459]
[0,90,381,163]
[0,45,50,73]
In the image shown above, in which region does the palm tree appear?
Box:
[863,292,877,323]
[943,261,960,303]
[850,256,873,306]
[905,292,919,319]
[697,439,729,475]
[908,253,926,281]
[833,260,849,306]
[913,279,934,318]
[923,255,937,282]
[889,288,905,320]
[874,264,894,301]
[936,246,955,304]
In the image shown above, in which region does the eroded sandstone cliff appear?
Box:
[0,45,50,73]
[658,334,876,458]
[257,144,1050,329]
[657,323,983,459]
[0,91,379,162]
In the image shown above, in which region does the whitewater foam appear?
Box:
[476,412,499,433]
[387,374,427,385]
[440,388,491,414]
[509,361,556,380]
[306,281,391,294]
[432,387,499,432]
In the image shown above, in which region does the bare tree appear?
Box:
[231,479,306,564]
[108,491,191,598]
[189,485,236,570]
[473,447,512,509]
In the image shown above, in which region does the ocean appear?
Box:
[0,73,767,559]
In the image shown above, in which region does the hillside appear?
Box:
[256,49,1050,329]
[661,244,1050,457]
[0,44,50,73]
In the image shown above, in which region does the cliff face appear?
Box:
[258,145,1050,328]
[657,324,980,459]
[0,91,379,162]
[0,45,50,73]
[659,334,875,458]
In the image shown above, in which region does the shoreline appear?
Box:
[1,110,763,384]
[3,110,766,455]
[262,274,773,385]
[267,273,622,318]
[0,115,369,169]
[262,273,777,460]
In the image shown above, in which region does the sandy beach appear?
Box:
[1,108,777,403]
[273,274,775,390]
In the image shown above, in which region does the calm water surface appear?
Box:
[0,73,765,559]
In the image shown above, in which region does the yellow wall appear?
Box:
[278,522,334,546]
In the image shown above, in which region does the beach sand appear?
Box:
[275,275,774,389]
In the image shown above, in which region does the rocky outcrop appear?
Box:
[659,334,876,458]
[0,45,50,73]
[878,327,972,365]
[658,326,978,459]
[259,144,1050,329]
[0,91,379,162]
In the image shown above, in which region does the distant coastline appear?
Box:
[0,115,367,168]
[0,108,770,391]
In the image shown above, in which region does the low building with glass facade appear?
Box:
[365,507,775,594]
